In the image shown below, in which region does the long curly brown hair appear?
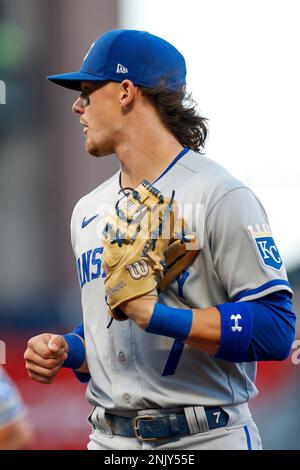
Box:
[140,82,208,153]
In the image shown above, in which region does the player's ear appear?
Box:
[119,80,137,109]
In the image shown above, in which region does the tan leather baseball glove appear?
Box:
[101,180,199,320]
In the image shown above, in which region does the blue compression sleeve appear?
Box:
[246,291,296,361]
[73,371,90,383]
[215,291,295,362]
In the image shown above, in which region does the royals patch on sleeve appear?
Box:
[247,224,282,271]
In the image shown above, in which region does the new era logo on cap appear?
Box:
[116,63,128,73]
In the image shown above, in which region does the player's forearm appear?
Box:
[187,292,296,360]
[128,291,295,362]
[185,307,221,355]
[124,299,221,353]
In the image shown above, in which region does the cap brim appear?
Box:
[47,71,108,91]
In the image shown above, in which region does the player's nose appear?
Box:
[72,96,85,115]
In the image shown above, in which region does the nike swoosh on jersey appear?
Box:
[81,214,99,228]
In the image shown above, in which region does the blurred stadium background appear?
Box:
[0,0,299,449]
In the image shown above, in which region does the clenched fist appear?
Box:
[24,334,68,384]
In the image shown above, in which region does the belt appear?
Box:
[106,407,229,441]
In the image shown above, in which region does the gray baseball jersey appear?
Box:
[0,368,27,428]
[71,149,292,412]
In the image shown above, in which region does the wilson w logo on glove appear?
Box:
[126,260,150,280]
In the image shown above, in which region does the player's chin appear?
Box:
[85,139,98,157]
[85,140,113,158]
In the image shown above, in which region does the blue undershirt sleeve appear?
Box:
[72,323,85,339]
[245,291,296,361]
[215,291,296,362]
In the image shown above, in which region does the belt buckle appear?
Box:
[133,415,157,441]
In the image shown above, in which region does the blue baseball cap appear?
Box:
[47,29,186,91]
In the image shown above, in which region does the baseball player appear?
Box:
[0,367,33,449]
[24,30,296,450]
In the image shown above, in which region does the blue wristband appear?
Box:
[145,303,193,341]
[215,302,253,362]
[62,333,86,370]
